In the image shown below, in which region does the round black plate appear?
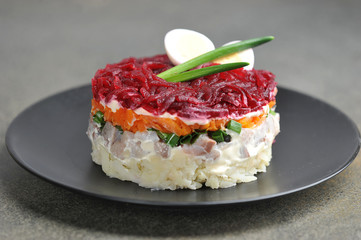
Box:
[6,85,360,206]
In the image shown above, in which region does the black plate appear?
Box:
[6,85,360,206]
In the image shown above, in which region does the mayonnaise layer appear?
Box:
[100,96,270,126]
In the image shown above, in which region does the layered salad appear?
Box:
[87,29,280,190]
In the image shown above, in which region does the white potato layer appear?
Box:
[87,113,280,190]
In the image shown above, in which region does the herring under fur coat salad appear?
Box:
[87,29,280,190]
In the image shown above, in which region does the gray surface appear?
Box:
[1,0,360,239]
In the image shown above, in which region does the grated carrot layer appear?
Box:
[91,99,275,136]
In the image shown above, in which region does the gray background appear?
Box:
[1,0,360,239]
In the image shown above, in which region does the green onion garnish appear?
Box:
[164,62,249,82]
[226,120,242,134]
[157,36,274,81]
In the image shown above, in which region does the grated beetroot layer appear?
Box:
[92,54,277,119]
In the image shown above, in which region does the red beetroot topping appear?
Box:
[92,54,277,119]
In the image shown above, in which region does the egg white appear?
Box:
[164,29,215,65]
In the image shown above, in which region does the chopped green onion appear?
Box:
[179,130,206,145]
[179,134,192,144]
[93,111,105,129]
[148,128,180,147]
[149,128,233,146]
[164,62,249,82]
[115,125,124,133]
[148,128,167,141]
[165,134,180,147]
[157,36,274,80]
[149,128,208,147]
[93,111,104,123]
[210,130,224,142]
[226,120,242,134]
[269,109,276,116]
[191,130,206,144]
[208,129,232,143]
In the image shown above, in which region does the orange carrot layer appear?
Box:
[91,99,275,136]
